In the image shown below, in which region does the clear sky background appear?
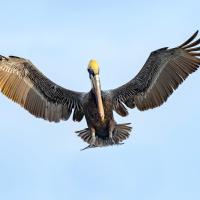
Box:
[0,1,200,200]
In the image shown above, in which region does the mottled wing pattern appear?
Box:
[0,56,85,122]
[108,31,200,113]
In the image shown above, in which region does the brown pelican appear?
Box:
[0,31,200,150]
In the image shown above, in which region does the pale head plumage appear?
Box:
[88,59,99,75]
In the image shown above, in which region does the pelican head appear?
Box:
[87,60,105,121]
[88,60,99,76]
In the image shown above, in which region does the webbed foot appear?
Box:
[81,144,97,151]
[109,137,115,145]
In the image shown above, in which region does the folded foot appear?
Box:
[109,137,115,145]
[81,144,97,151]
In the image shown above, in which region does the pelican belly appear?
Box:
[76,90,132,149]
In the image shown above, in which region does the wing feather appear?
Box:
[0,56,85,122]
[108,31,200,113]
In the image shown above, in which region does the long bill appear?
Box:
[91,74,105,121]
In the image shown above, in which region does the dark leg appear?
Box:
[81,127,96,150]
[90,127,96,145]
[108,120,116,144]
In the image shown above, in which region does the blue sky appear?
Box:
[0,0,200,200]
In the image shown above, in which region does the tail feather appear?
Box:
[75,128,91,144]
[113,123,132,143]
[76,123,132,149]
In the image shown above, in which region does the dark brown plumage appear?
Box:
[0,31,199,150]
[110,31,200,112]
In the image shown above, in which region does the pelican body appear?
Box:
[76,60,132,149]
[0,31,200,150]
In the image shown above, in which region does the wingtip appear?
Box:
[191,30,199,37]
[193,30,199,37]
[178,30,199,48]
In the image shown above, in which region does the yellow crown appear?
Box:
[88,60,99,75]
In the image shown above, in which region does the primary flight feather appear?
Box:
[0,31,199,150]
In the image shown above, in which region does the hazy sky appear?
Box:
[0,1,200,200]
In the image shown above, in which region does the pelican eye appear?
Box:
[88,68,95,76]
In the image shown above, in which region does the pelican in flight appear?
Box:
[0,31,200,150]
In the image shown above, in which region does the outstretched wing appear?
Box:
[108,31,200,114]
[0,56,85,122]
